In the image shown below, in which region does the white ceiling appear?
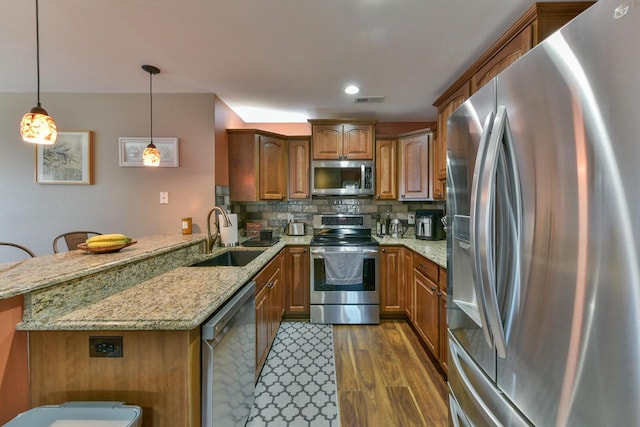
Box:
[1,0,587,122]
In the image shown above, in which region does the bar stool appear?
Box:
[52,231,102,253]
[0,242,36,260]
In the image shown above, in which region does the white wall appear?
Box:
[0,92,216,260]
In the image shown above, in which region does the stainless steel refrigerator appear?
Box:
[446,0,640,425]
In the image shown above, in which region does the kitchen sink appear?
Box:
[190,250,264,267]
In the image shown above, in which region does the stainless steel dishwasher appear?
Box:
[202,281,256,427]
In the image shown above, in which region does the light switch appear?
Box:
[160,192,169,204]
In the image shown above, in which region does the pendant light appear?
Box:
[141,64,161,167]
[20,0,57,145]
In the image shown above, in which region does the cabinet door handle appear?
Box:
[401,194,405,198]
[437,291,442,296]
[303,249,307,253]
[431,285,437,291]
[382,248,386,252]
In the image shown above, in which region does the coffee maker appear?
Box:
[415,209,445,241]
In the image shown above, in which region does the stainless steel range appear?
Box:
[309,214,379,324]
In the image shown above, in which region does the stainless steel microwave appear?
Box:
[311,160,375,196]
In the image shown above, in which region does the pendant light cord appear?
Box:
[149,70,153,143]
[35,0,41,107]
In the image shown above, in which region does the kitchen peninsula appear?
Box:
[1,233,445,426]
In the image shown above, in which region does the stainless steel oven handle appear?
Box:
[310,247,379,255]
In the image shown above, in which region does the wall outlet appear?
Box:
[408,213,415,225]
[160,191,169,204]
[89,336,123,358]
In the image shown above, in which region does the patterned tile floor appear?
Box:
[247,321,340,426]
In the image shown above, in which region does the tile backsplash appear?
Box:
[215,186,445,237]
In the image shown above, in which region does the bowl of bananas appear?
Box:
[77,234,137,254]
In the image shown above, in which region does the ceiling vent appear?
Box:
[354,96,385,104]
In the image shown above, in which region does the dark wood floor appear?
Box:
[333,320,449,427]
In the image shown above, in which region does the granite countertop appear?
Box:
[0,234,204,300]
[375,235,447,267]
[14,233,444,332]
[17,235,312,331]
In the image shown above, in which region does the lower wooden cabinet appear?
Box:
[438,289,448,373]
[254,250,284,374]
[255,283,271,376]
[380,246,405,314]
[381,246,448,375]
[413,268,440,356]
[403,248,414,320]
[284,246,310,317]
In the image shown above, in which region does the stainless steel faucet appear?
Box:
[206,206,232,253]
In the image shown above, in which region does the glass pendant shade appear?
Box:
[142,142,161,166]
[20,105,57,144]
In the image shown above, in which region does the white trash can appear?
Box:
[5,401,142,426]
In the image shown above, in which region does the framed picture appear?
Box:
[36,131,93,184]
[118,137,179,167]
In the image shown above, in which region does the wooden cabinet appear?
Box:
[288,137,310,199]
[435,82,469,187]
[309,119,376,160]
[412,252,449,372]
[254,251,284,374]
[433,2,593,200]
[255,282,270,375]
[379,246,404,314]
[375,138,397,200]
[284,246,310,317]
[470,27,532,93]
[259,135,287,200]
[438,267,448,374]
[228,129,287,201]
[398,130,433,200]
[414,268,439,356]
[403,248,414,320]
[431,133,446,200]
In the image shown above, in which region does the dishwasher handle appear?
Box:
[202,281,256,342]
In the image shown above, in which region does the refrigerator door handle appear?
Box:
[469,110,496,348]
[495,108,523,349]
[477,105,522,358]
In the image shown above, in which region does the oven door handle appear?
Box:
[310,247,379,255]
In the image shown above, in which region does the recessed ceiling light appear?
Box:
[344,85,360,95]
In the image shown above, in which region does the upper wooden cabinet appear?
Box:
[397,129,433,201]
[433,1,593,199]
[228,129,287,201]
[375,138,397,200]
[435,82,470,188]
[309,119,376,160]
[470,27,532,94]
[288,137,310,199]
[259,135,287,200]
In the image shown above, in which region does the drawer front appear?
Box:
[254,254,280,293]
[413,253,438,283]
